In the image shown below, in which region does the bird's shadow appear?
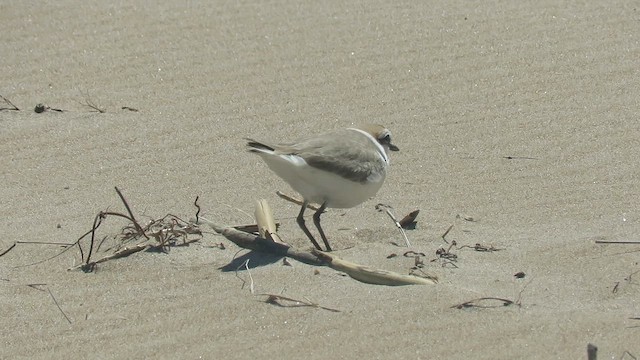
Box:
[219,250,284,272]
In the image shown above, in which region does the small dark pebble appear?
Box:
[514,271,526,279]
[34,103,46,113]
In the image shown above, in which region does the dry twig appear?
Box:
[375,203,411,247]
[451,297,516,309]
[595,240,640,244]
[28,284,72,324]
[441,224,454,243]
[0,243,16,258]
[236,259,256,294]
[0,95,19,111]
[620,351,636,360]
[261,294,340,312]
[458,243,504,252]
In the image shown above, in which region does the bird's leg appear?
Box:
[313,202,332,252]
[296,201,322,250]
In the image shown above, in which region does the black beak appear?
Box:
[389,143,400,152]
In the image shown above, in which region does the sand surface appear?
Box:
[1,1,639,359]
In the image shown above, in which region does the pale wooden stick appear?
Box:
[254,199,284,244]
[313,249,437,285]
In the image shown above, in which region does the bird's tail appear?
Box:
[245,138,275,153]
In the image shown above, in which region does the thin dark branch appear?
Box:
[13,227,100,268]
[0,243,16,257]
[441,224,454,243]
[620,351,637,360]
[194,196,201,224]
[1,241,73,259]
[114,187,148,240]
[451,297,517,309]
[26,284,72,324]
[47,287,72,324]
[17,241,74,246]
[261,293,341,312]
[595,240,640,244]
[0,95,19,111]
[85,212,104,265]
[82,210,134,265]
[503,156,538,160]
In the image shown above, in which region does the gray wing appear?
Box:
[277,129,386,183]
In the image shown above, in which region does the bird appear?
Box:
[246,124,399,251]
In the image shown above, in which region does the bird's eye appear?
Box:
[380,134,391,144]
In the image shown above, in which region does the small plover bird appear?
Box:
[246,124,399,251]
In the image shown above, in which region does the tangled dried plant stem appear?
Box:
[79,209,140,266]
[70,187,202,272]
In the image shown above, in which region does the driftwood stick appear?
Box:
[197,217,439,286]
[195,217,324,266]
[196,206,439,286]
[313,249,437,286]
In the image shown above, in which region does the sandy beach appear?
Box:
[1,1,639,359]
